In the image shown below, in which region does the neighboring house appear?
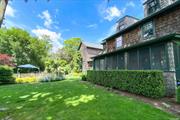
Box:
[78,42,103,72]
[0,0,8,27]
[93,0,180,96]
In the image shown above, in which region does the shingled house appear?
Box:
[78,42,102,72]
[93,0,180,96]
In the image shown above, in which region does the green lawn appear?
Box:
[0,78,178,120]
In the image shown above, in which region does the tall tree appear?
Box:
[57,38,82,73]
[0,27,51,70]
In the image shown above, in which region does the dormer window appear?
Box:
[147,0,160,15]
[116,36,122,48]
[141,21,154,39]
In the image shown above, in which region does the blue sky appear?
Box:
[4,0,144,52]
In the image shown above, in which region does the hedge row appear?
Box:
[177,87,180,103]
[0,65,15,84]
[87,70,165,98]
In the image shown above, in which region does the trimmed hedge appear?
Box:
[81,74,87,81]
[177,87,180,103]
[87,70,165,98]
[0,65,15,84]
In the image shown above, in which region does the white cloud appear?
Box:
[38,10,52,28]
[98,1,137,21]
[5,5,15,17]
[32,28,63,52]
[104,6,122,21]
[98,2,122,21]
[87,24,97,29]
[126,1,135,7]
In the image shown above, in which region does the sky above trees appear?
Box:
[3,0,144,52]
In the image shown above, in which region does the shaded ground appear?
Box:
[0,78,178,120]
[83,81,180,117]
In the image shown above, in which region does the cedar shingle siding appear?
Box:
[93,1,180,96]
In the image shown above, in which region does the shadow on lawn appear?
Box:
[17,91,96,107]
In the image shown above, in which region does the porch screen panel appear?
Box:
[109,55,113,70]
[117,53,125,69]
[127,49,138,70]
[174,42,180,80]
[94,59,100,70]
[139,47,150,69]
[106,55,112,70]
[99,58,105,70]
[112,54,117,69]
[151,44,168,70]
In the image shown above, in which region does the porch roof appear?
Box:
[94,33,180,59]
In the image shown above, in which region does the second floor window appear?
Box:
[147,0,160,15]
[141,21,154,39]
[116,36,122,48]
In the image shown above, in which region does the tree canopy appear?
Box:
[0,27,51,70]
[46,38,82,74]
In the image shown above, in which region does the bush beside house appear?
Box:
[177,87,180,103]
[87,70,165,98]
[0,65,15,84]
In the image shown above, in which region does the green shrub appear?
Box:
[0,65,15,84]
[81,74,87,81]
[87,70,165,98]
[176,87,180,103]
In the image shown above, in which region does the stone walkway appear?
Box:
[83,81,180,117]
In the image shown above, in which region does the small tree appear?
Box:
[0,54,15,67]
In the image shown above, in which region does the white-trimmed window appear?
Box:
[141,21,154,39]
[147,0,160,15]
[116,36,122,48]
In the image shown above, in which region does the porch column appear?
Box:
[163,42,176,96]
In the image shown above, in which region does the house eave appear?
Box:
[102,0,180,43]
[93,33,180,59]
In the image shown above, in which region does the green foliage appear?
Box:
[81,74,87,81]
[56,38,82,73]
[87,70,165,98]
[0,65,15,84]
[176,87,180,103]
[0,28,51,70]
[45,58,68,74]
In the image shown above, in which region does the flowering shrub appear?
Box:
[0,54,15,67]
[16,77,37,83]
[39,74,64,82]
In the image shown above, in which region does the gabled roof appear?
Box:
[102,0,180,44]
[116,15,139,23]
[78,41,103,50]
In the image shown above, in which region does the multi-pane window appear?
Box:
[116,36,122,48]
[142,21,154,39]
[147,0,160,15]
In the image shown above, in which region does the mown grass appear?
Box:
[0,78,178,120]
